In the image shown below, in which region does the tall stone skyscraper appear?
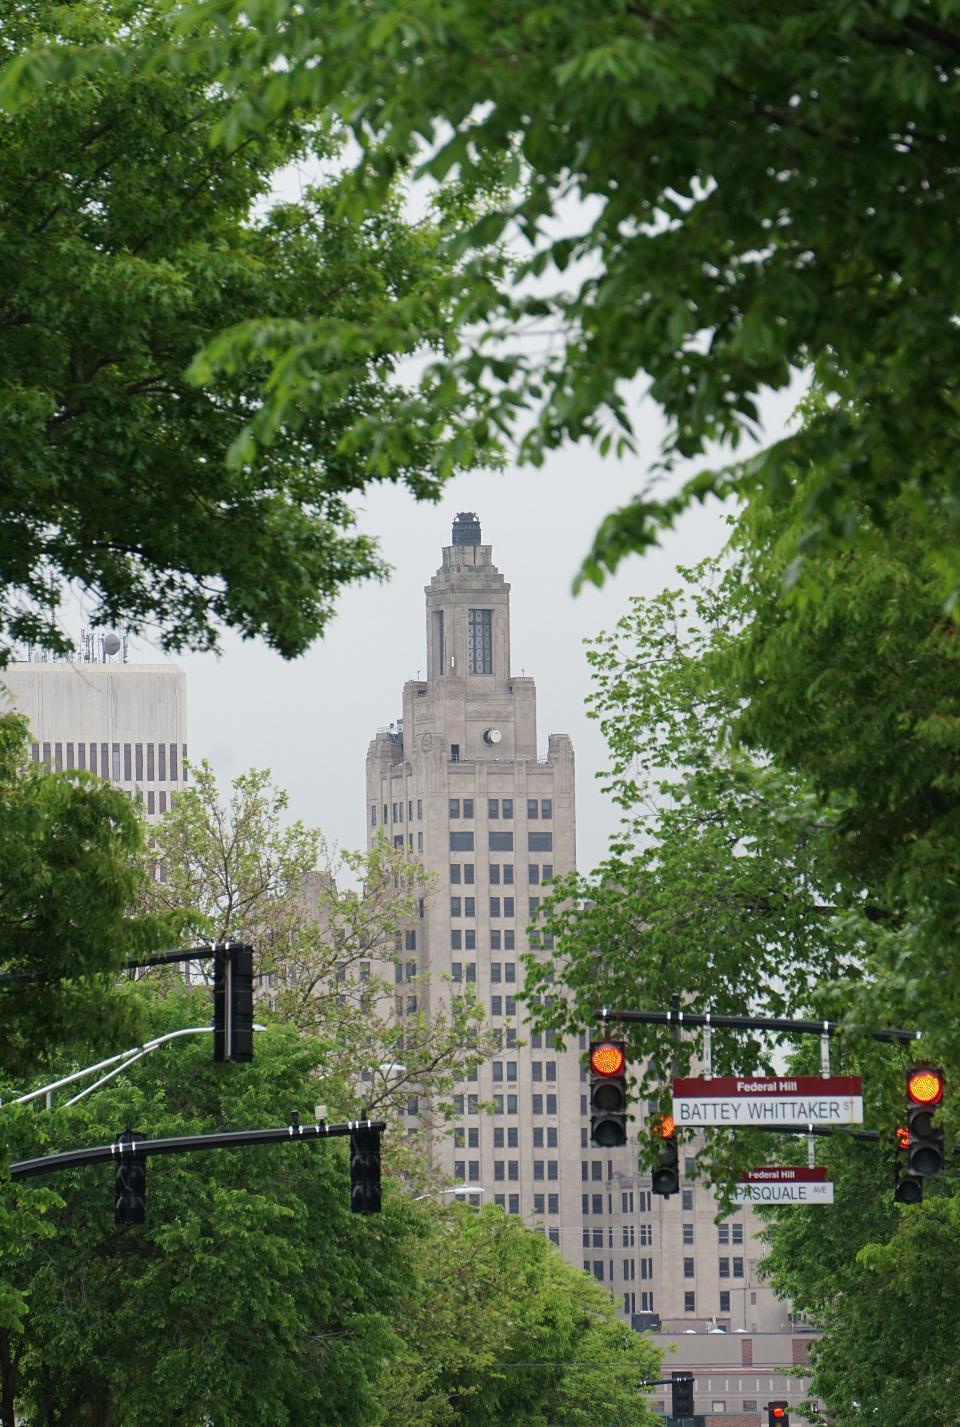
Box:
[366,513,579,1244]
[367,514,786,1352]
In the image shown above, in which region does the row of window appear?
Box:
[32,741,186,782]
[584,1226,655,1249]
[450,832,553,852]
[490,1160,561,1182]
[718,1222,745,1244]
[487,1126,555,1149]
[451,863,554,885]
[680,1221,744,1245]
[375,799,424,826]
[684,1257,745,1278]
[451,896,552,920]
[373,797,554,826]
[588,1258,654,1283]
[682,1291,739,1315]
[622,1292,655,1315]
[450,798,553,820]
[449,1094,560,1118]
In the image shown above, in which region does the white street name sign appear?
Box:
[671,1074,864,1127]
[735,1167,835,1205]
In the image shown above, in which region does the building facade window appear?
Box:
[468,608,493,673]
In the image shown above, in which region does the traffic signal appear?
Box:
[671,1370,694,1416]
[115,1129,146,1225]
[767,1404,789,1427]
[350,1126,382,1214]
[651,1113,679,1197]
[589,1040,628,1147]
[213,945,254,1062]
[893,1125,923,1204]
[905,1066,945,1178]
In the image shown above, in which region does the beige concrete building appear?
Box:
[2,635,187,820]
[647,1328,818,1423]
[367,514,790,1356]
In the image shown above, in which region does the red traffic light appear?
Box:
[651,1113,675,1138]
[590,1041,625,1077]
[907,1068,944,1106]
[772,1410,785,1421]
[895,1125,910,1150]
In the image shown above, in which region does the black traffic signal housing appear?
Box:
[894,1124,923,1204]
[350,1126,382,1214]
[767,1403,789,1426]
[905,1066,945,1179]
[115,1129,146,1225]
[589,1040,628,1147]
[651,1113,679,1197]
[671,1370,694,1417]
[213,944,254,1062]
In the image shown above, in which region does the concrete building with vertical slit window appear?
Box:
[1,633,187,820]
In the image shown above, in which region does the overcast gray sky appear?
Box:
[148,381,799,880]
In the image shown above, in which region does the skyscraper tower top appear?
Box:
[451,512,482,546]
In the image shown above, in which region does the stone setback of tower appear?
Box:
[366,514,789,1337]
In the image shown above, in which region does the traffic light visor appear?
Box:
[590,1042,625,1076]
[907,1069,943,1105]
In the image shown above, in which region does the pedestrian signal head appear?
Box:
[895,1125,910,1150]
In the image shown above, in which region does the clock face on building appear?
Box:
[483,728,502,745]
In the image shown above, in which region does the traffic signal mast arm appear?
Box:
[9,1118,387,1181]
[598,1007,923,1045]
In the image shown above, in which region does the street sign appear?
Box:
[735,1167,835,1205]
[672,1075,863,1127]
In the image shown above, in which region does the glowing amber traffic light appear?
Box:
[590,1042,626,1077]
[895,1125,910,1150]
[652,1113,675,1138]
[589,1040,628,1146]
[907,1069,944,1106]
[903,1065,945,1186]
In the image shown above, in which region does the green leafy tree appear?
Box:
[720,488,960,1039]
[15,0,960,587]
[378,1202,662,1427]
[522,563,868,1125]
[0,987,414,1427]
[522,484,960,1410]
[142,761,496,1135]
[0,712,180,1081]
[0,0,485,664]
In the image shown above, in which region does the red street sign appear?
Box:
[741,1167,829,1182]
